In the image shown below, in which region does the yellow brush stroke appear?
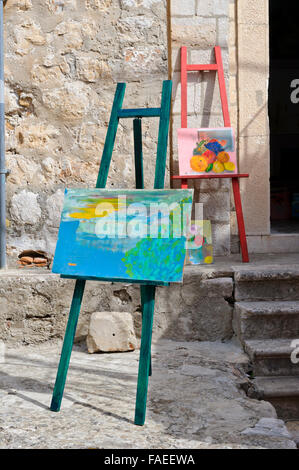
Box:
[68,263,77,266]
[68,198,126,220]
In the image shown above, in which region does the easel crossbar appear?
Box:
[118,108,161,118]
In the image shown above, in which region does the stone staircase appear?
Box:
[233,267,299,423]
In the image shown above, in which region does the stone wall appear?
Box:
[169,0,232,255]
[4,0,168,263]
[0,268,234,345]
[2,0,272,263]
[4,0,237,263]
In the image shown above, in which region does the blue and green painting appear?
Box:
[52,188,193,284]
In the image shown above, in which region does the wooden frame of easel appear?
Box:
[50,80,172,426]
[172,46,250,263]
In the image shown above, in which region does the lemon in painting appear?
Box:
[217,151,230,163]
[224,161,236,172]
[213,160,225,173]
[190,155,208,172]
[204,256,213,264]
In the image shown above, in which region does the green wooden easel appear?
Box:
[50,80,172,426]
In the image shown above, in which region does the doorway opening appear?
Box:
[269,0,299,234]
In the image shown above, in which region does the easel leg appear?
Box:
[181,178,188,190]
[50,279,86,412]
[232,178,249,263]
[140,285,152,377]
[135,285,155,425]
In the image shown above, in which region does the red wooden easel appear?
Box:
[172,46,249,263]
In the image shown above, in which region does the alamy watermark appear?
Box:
[290,79,299,103]
[290,339,299,364]
[91,196,203,244]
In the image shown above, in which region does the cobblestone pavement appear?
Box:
[0,339,296,449]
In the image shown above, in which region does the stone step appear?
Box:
[234,301,299,341]
[244,338,299,377]
[234,267,299,301]
[249,376,299,420]
[286,421,299,449]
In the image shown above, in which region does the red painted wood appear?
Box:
[181,46,188,129]
[186,64,218,71]
[172,174,249,180]
[232,178,249,263]
[181,178,188,189]
[178,45,250,262]
[214,46,231,127]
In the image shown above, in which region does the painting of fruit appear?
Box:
[178,128,237,176]
[186,220,214,265]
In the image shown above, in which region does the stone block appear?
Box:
[171,22,217,49]
[5,0,33,10]
[171,71,201,115]
[211,221,231,255]
[238,135,270,235]
[238,23,269,138]
[217,17,229,47]
[155,276,234,342]
[171,0,195,16]
[237,0,268,25]
[196,0,229,17]
[234,301,299,342]
[86,311,137,353]
[198,191,230,222]
[10,190,41,226]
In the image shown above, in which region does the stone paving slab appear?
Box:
[0,339,296,449]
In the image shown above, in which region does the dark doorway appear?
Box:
[269,0,299,233]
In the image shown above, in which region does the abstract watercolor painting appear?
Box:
[177,128,237,176]
[52,188,193,284]
[186,220,213,265]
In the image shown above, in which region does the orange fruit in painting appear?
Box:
[217,151,230,163]
[190,155,208,173]
[213,161,225,173]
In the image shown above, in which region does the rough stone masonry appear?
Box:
[4,0,233,263]
[4,0,168,262]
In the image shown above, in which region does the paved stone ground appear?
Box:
[0,339,296,449]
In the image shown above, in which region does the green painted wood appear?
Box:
[50,279,86,412]
[60,274,169,287]
[134,284,156,425]
[118,108,160,119]
[140,284,152,377]
[133,118,144,190]
[154,80,172,189]
[96,83,126,189]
